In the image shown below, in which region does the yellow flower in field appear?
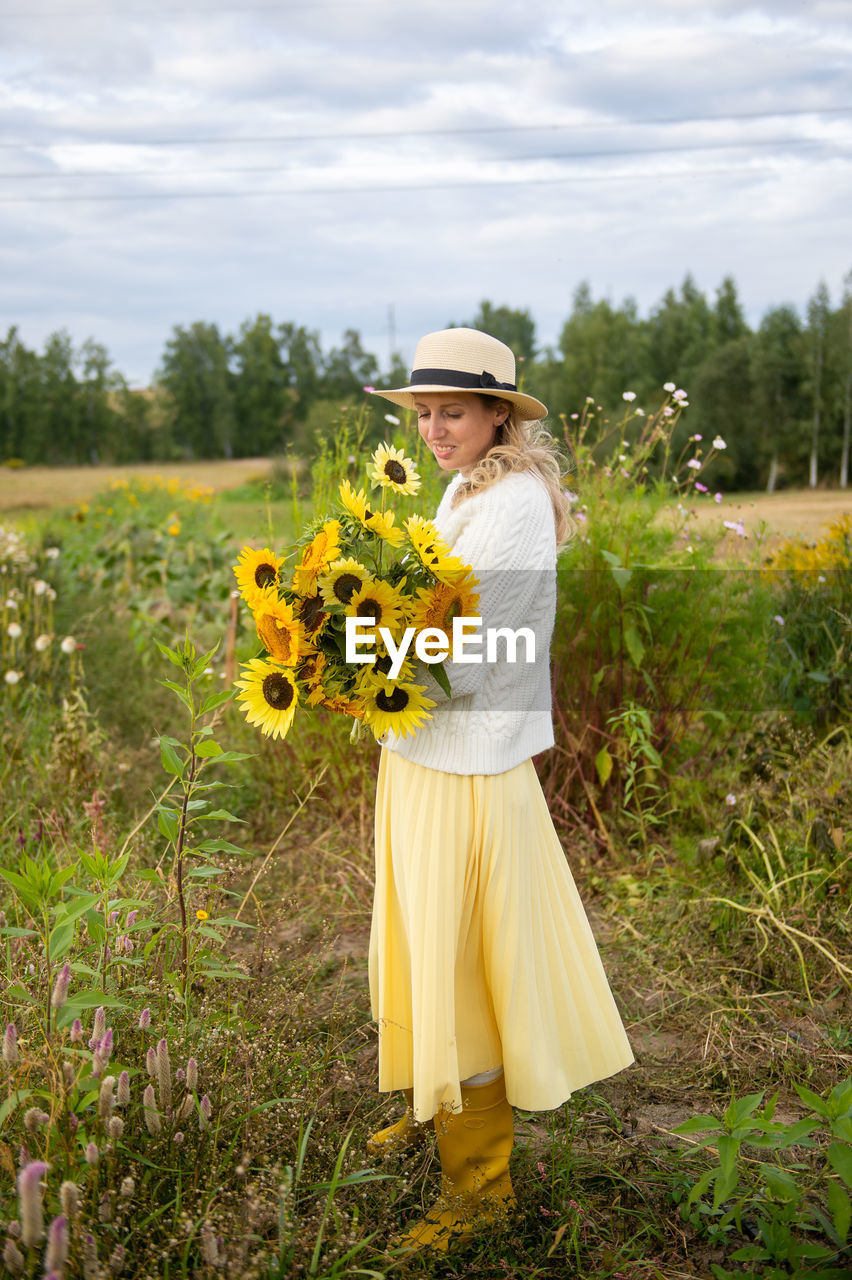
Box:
[404,516,471,584]
[410,576,480,633]
[318,557,371,607]
[370,443,421,495]
[293,520,341,593]
[253,595,308,665]
[168,522,181,537]
[196,909,209,921]
[338,480,404,547]
[346,578,407,636]
[360,678,435,740]
[234,546,284,605]
[235,658,299,740]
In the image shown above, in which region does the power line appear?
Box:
[1,157,844,204]
[0,134,846,182]
[1,105,851,152]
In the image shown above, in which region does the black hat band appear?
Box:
[409,367,517,393]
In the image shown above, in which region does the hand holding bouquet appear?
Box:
[232,444,479,743]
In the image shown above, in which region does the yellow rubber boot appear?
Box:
[366,1089,428,1158]
[393,1074,516,1254]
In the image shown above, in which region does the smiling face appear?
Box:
[415,393,508,475]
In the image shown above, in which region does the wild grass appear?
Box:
[1,434,850,1278]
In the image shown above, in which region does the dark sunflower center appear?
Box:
[374,654,393,677]
[299,593,326,630]
[262,672,294,711]
[364,508,375,522]
[254,562,277,588]
[357,597,382,625]
[384,460,407,484]
[334,573,363,604]
[376,686,410,713]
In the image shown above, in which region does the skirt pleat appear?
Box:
[369,749,634,1122]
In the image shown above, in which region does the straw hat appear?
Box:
[374,327,548,421]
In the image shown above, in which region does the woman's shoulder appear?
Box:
[468,469,552,522]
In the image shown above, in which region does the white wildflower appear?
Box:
[622,391,636,402]
[712,436,727,450]
[4,670,21,685]
[725,794,737,806]
[663,381,676,392]
[60,636,76,654]
[33,580,48,596]
[384,413,400,425]
[686,459,702,470]
[35,634,51,651]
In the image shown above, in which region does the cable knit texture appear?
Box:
[382,469,557,775]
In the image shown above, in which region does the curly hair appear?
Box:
[451,398,576,547]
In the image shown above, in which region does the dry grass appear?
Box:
[0,457,274,512]
[689,488,852,544]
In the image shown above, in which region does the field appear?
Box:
[1,431,850,1280]
[5,455,851,543]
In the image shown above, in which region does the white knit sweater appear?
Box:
[381,469,557,775]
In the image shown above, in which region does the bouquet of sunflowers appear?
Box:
[232,444,479,743]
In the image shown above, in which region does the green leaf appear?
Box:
[160,739,185,776]
[623,624,645,668]
[610,566,632,591]
[0,1090,32,1127]
[594,746,613,787]
[730,1245,771,1261]
[794,1083,831,1118]
[827,1180,851,1243]
[158,808,180,844]
[154,639,185,668]
[828,1141,852,1189]
[199,750,253,764]
[726,1092,765,1129]
[431,662,452,699]
[159,679,193,710]
[199,689,234,716]
[758,1163,801,1202]
[717,1133,739,1178]
[194,740,223,758]
[674,1115,721,1134]
[195,839,247,856]
[49,917,76,961]
[5,982,36,1004]
[712,1165,739,1210]
[204,809,244,822]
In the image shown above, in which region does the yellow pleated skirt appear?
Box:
[369,749,635,1123]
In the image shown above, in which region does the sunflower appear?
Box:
[360,677,435,740]
[354,651,415,693]
[404,516,471,584]
[235,658,299,740]
[293,520,342,594]
[296,649,326,689]
[320,691,365,720]
[338,480,405,547]
[234,546,284,605]
[253,595,308,665]
[345,578,407,636]
[409,576,480,634]
[369,443,421,495]
[318,557,371,607]
[295,589,328,638]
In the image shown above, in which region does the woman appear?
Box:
[367,327,633,1253]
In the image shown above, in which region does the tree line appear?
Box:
[2,271,851,491]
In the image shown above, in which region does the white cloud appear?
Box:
[0,0,849,383]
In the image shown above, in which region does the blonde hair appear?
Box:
[451,403,576,547]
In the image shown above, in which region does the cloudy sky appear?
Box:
[1,0,850,386]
